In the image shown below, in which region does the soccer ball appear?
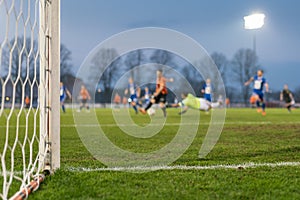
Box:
[147,108,156,116]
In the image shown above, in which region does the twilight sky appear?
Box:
[60,0,300,90]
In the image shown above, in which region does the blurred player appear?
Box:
[124,77,141,114]
[79,85,91,111]
[60,82,71,113]
[139,69,173,117]
[225,97,230,108]
[244,69,269,116]
[143,87,151,105]
[280,84,295,112]
[25,95,30,109]
[113,92,121,109]
[122,96,128,107]
[169,93,221,114]
[201,78,212,102]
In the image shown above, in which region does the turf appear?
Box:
[7,108,300,199]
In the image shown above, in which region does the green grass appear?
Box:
[3,108,300,199]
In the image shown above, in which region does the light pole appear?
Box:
[244,13,265,54]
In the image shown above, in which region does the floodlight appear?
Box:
[244,13,265,30]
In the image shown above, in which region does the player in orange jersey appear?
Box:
[139,69,173,117]
[79,85,91,112]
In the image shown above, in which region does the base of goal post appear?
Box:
[9,175,46,200]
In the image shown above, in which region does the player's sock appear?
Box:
[133,105,138,113]
[262,102,266,111]
[287,105,291,112]
[256,100,260,107]
[62,105,66,113]
[145,102,153,111]
[161,106,167,117]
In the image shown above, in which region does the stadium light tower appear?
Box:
[244,13,265,54]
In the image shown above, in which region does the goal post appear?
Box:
[0,0,60,199]
[48,0,61,171]
[39,0,61,172]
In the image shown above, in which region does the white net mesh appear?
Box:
[0,0,49,199]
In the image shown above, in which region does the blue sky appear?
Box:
[61,0,300,90]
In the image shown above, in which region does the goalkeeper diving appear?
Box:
[168,93,221,114]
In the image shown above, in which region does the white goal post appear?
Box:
[39,0,61,172]
[0,0,60,199]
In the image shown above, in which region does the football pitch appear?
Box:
[30,108,300,199]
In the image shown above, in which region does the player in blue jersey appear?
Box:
[143,87,151,106]
[244,70,269,115]
[124,77,141,114]
[60,82,72,113]
[201,78,212,102]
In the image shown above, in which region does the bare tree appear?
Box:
[88,48,120,102]
[211,52,228,84]
[2,37,39,103]
[232,48,259,104]
[124,49,145,84]
[150,49,175,66]
[3,37,38,80]
[179,63,201,95]
[60,44,73,79]
[211,52,231,100]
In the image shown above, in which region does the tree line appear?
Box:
[1,37,299,105]
[0,37,74,104]
[83,47,300,105]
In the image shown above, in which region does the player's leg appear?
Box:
[159,102,167,117]
[139,95,158,114]
[259,93,266,115]
[156,94,167,117]
[159,94,167,117]
[286,101,292,112]
[211,102,221,108]
[199,98,210,112]
[146,97,157,110]
[80,99,84,110]
[202,96,210,114]
[86,100,90,110]
[60,96,66,113]
[255,96,260,108]
[61,101,66,113]
[143,96,157,111]
[130,95,138,114]
[253,93,262,112]
[131,101,138,114]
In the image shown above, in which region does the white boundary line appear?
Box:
[1,121,300,128]
[67,162,300,172]
[60,121,300,128]
[3,162,300,176]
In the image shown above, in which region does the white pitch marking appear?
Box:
[67,161,300,172]
[1,121,299,128]
[3,162,299,177]
[58,121,300,128]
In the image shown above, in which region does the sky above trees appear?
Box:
[61,0,300,90]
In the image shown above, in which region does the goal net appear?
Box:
[0,0,60,199]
